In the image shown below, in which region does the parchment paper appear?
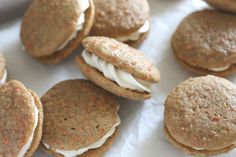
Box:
[1,0,236,157]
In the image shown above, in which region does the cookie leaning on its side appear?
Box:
[164,75,236,156]
[41,79,120,157]
[172,9,236,77]
[76,36,160,100]
[205,0,236,14]
[0,80,43,157]
[90,0,150,47]
[20,0,95,64]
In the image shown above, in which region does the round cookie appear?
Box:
[21,0,95,64]
[164,75,236,156]
[205,0,236,14]
[75,36,160,100]
[90,0,150,47]
[172,9,236,77]
[0,80,43,157]
[0,54,8,85]
[41,79,120,157]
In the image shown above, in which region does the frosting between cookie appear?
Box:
[192,147,205,150]
[208,65,230,72]
[81,50,152,93]
[116,21,150,42]
[17,99,39,157]
[43,114,121,157]
[0,69,7,85]
[57,0,90,51]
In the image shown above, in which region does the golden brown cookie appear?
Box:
[205,0,236,14]
[164,75,236,156]
[172,10,236,77]
[90,0,150,47]
[41,79,120,157]
[0,80,43,157]
[75,36,160,100]
[21,0,95,64]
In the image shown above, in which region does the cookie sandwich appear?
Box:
[41,79,120,157]
[20,0,95,64]
[76,37,160,100]
[164,75,236,156]
[0,54,8,85]
[0,80,43,157]
[90,0,150,47]
[205,0,236,14]
[172,10,236,77]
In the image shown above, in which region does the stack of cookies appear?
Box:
[20,0,160,99]
[20,0,152,64]
[1,0,161,157]
[164,1,236,156]
[2,0,236,157]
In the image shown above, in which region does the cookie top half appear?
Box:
[172,10,236,69]
[0,80,39,156]
[91,0,150,37]
[82,36,160,82]
[21,0,87,58]
[164,75,236,151]
[41,79,119,150]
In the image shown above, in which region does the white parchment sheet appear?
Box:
[1,0,236,157]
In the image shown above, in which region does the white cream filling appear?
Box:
[82,50,152,93]
[0,69,7,85]
[116,21,150,42]
[17,101,39,157]
[43,115,121,157]
[208,65,230,72]
[192,147,205,151]
[57,0,90,51]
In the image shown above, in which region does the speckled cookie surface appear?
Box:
[205,0,236,13]
[0,80,43,157]
[90,0,150,38]
[76,56,151,100]
[41,79,119,152]
[82,37,160,82]
[172,10,236,72]
[37,0,95,64]
[21,0,95,64]
[164,75,236,154]
[0,53,6,79]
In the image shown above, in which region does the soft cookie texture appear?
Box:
[90,0,150,47]
[164,75,236,156]
[41,79,120,157]
[205,0,236,14]
[172,10,236,77]
[21,0,95,64]
[76,36,160,100]
[0,80,43,157]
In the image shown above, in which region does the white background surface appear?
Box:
[1,0,236,157]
